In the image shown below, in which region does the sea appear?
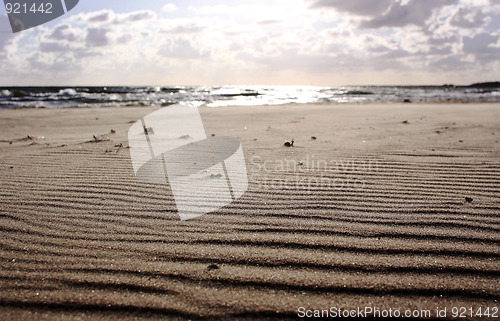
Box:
[0,84,499,109]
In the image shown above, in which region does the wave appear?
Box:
[0,84,499,109]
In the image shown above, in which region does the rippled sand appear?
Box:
[0,103,499,320]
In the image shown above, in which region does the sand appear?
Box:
[0,103,499,320]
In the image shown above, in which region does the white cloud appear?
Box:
[73,10,115,24]
[159,39,210,59]
[162,3,178,13]
[0,0,498,85]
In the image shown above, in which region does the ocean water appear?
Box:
[0,85,499,109]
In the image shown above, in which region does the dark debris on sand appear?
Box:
[87,135,110,143]
[209,173,223,179]
[207,264,219,271]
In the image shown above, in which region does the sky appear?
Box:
[0,0,499,86]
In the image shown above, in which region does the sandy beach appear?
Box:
[0,103,499,320]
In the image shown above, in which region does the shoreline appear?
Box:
[2,98,500,112]
[1,84,499,109]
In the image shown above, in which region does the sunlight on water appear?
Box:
[0,84,499,109]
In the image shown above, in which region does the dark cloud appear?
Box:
[427,45,452,55]
[450,7,487,28]
[360,0,457,29]
[462,32,500,62]
[86,28,108,47]
[47,25,78,42]
[310,0,392,16]
[40,41,71,52]
[120,11,155,23]
[428,36,458,46]
[310,0,459,29]
[463,33,498,53]
[88,12,110,23]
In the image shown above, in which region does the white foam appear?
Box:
[58,88,77,96]
[0,90,12,97]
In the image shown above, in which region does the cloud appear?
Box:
[162,3,178,13]
[47,25,79,42]
[88,11,111,23]
[310,0,393,16]
[164,24,204,34]
[360,0,457,29]
[116,33,133,45]
[74,9,155,25]
[74,10,114,24]
[431,55,470,69]
[309,0,459,29]
[463,32,499,53]
[39,41,71,52]
[250,50,405,75]
[159,39,209,59]
[0,1,499,86]
[257,20,282,25]
[450,7,488,28]
[462,32,500,63]
[86,27,108,47]
[117,10,156,23]
[238,49,336,74]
